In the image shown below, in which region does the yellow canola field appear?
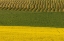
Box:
[0,26,64,41]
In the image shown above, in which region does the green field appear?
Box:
[0,10,64,27]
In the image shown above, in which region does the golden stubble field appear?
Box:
[0,26,64,41]
[0,0,64,12]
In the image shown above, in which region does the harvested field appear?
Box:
[0,0,64,12]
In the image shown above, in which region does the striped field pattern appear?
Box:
[0,0,64,41]
[0,0,64,12]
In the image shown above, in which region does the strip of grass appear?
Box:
[0,10,64,27]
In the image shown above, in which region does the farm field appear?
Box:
[0,0,64,41]
[0,26,64,41]
[0,10,64,27]
[0,0,64,27]
[0,0,64,12]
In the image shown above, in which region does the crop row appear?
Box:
[0,0,64,12]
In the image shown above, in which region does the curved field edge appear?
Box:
[0,10,64,27]
[0,26,64,41]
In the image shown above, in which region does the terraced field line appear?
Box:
[0,26,64,41]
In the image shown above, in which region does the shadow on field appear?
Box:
[0,10,64,28]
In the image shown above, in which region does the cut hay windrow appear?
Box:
[0,0,64,12]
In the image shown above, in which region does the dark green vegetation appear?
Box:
[0,10,64,27]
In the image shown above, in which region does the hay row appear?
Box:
[0,0,64,12]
